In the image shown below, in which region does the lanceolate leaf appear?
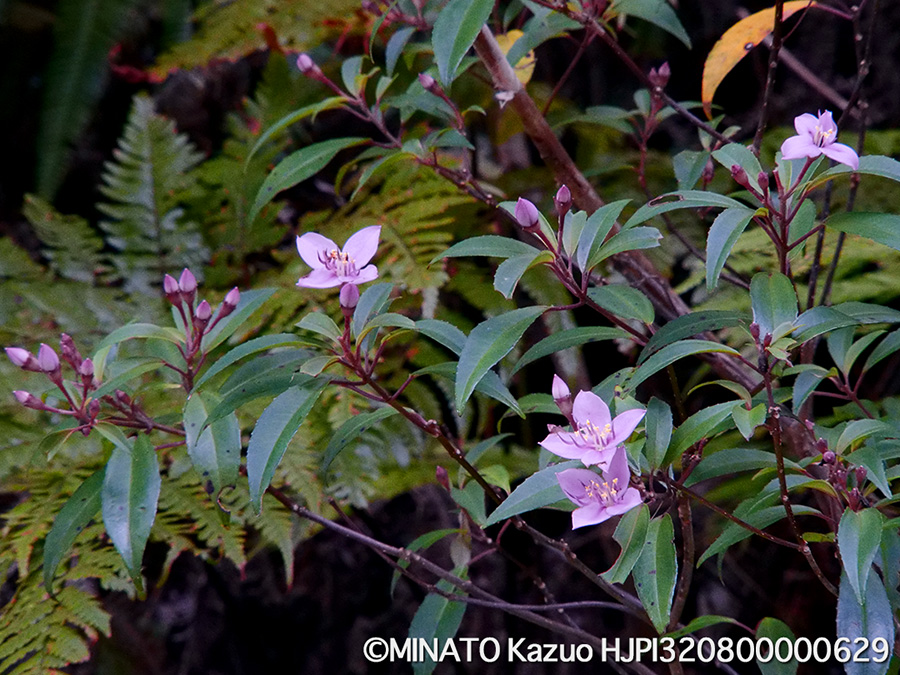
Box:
[633,514,678,634]
[755,618,798,675]
[183,392,241,497]
[408,578,467,675]
[247,379,329,513]
[246,97,348,164]
[629,340,740,390]
[838,507,885,605]
[698,505,819,566]
[640,310,745,364]
[826,212,900,253]
[750,272,798,338]
[432,0,494,85]
[712,144,763,191]
[455,306,545,411]
[484,461,579,526]
[836,570,894,675]
[706,207,755,290]
[625,190,746,228]
[434,235,540,262]
[194,333,303,389]
[609,0,691,48]
[249,137,367,223]
[101,432,160,588]
[44,468,105,590]
[644,398,673,470]
[575,200,631,270]
[512,326,630,375]
[494,250,553,299]
[320,407,399,475]
[587,285,655,324]
[601,504,650,584]
[201,288,277,352]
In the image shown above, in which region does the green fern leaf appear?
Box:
[22,194,105,282]
[97,94,208,294]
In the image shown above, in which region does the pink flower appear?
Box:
[557,447,642,529]
[540,390,645,468]
[295,226,381,289]
[780,111,859,170]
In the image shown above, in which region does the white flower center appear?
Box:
[321,248,358,277]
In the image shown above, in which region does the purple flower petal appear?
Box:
[539,431,587,460]
[608,408,646,446]
[296,268,341,288]
[572,503,611,529]
[296,233,338,269]
[822,142,859,170]
[580,446,615,468]
[780,135,820,161]
[557,468,599,505]
[604,487,642,517]
[572,390,611,429]
[793,112,819,137]
[342,225,381,267]
[350,264,379,285]
[817,110,837,136]
[605,446,632,487]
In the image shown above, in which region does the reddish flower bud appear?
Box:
[59,333,82,367]
[418,73,437,91]
[730,164,750,189]
[822,450,836,464]
[6,347,41,372]
[514,197,540,231]
[13,390,48,410]
[88,398,101,418]
[551,374,571,402]
[339,283,360,310]
[224,287,240,309]
[195,300,212,321]
[855,466,868,484]
[554,185,572,217]
[163,273,180,301]
[38,343,60,374]
[178,268,197,294]
[435,465,450,492]
[757,171,769,191]
[749,322,760,341]
[649,62,671,89]
[79,358,94,378]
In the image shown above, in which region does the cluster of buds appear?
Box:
[820,441,870,510]
[163,268,240,346]
[6,334,100,432]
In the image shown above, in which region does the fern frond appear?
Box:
[98,94,207,294]
[149,0,362,78]
[22,195,106,283]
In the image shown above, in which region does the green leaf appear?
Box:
[249,137,367,223]
[624,190,746,228]
[434,235,540,262]
[386,26,417,76]
[837,420,891,454]
[183,392,241,496]
[432,0,494,85]
[390,529,460,596]
[756,618,798,675]
[664,615,741,640]
[587,226,662,269]
[633,514,678,634]
[455,306,545,411]
[575,200,631,271]
[415,361,522,415]
[587,285,655,324]
[839,508,885,605]
[629,340,740,390]
[512,326,630,376]
[685,447,802,487]
[832,301,900,325]
[843,331,886,376]
[732,402,767,440]
[610,0,691,48]
[416,319,466,354]
[666,401,737,465]
[712,143,763,191]
[44,468,104,590]
[601,504,650,584]
[792,305,858,343]
[101,433,160,588]
[827,212,900,253]
[408,579,467,675]
[698,505,819,566]
[194,333,303,390]
[297,312,342,342]
[247,379,329,513]
[493,250,553,299]
[672,149,709,190]
[201,288,277,352]
[639,310,745,364]
[320,407,399,474]
[246,97,348,165]
[791,366,830,411]
[480,464,511,493]
[644,397,673,470]
[92,357,164,399]
[809,154,900,189]
[706,207,755,290]
[92,322,183,362]
[865,329,900,371]
[877,527,900,613]
[352,282,395,338]
[484,461,580,526]
[837,570,894,675]
[750,272,798,338]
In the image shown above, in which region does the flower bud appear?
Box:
[855,466,868,484]
[553,185,572,217]
[6,347,41,372]
[79,358,94,379]
[224,287,240,309]
[88,398,101,418]
[178,268,197,294]
[730,164,750,189]
[822,450,836,464]
[649,62,671,89]
[195,300,212,322]
[514,197,540,232]
[296,53,317,74]
[339,283,360,310]
[757,171,769,191]
[418,73,437,91]
[551,374,571,402]
[749,322,760,341]
[38,343,60,374]
[435,465,450,492]
[163,273,181,303]
[13,390,44,410]
[59,334,82,367]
